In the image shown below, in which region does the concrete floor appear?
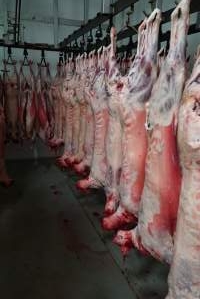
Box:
[0,159,169,299]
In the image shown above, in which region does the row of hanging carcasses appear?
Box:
[0,58,65,143]
[1,0,200,297]
[50,1,200,298]
[0,49,134,146]
[0,79,13,187]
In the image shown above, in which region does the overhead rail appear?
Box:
[111,0,139,14]
[60,0,200,53]
[86,0,200,54]
[117,0,200,41]
[117,21,200,53]
[0,42,61,52]
[60,13,111,47]
[0,0,200,55]
[59,0,139,48]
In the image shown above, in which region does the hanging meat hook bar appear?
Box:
[117,0,200,41]
[0,42,61,52]
[0,0,199,55]
[59,0,200,55]
[59,0,139,48]
[22,48,29,66]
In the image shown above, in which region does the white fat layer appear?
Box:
[167,68,200,298]
[147,60,185,128]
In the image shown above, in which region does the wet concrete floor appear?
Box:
[0,159,169,299]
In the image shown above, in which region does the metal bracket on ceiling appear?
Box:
[58,52,64,66]
[40,49,47,67]
[22,48,29,66]
[149,0,156,12]
[5,46,14,65]
[143,0,157,18]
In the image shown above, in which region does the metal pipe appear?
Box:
[101,0,105,13]
[14,0,18,43]
[0,43,61,52]
[53,0,59,46]
[17,0,21,43]
[84,0,89,24]
[109,0,114,14]
[3,0,8,34]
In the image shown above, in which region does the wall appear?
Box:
[0,0,84,76]
[59,0,84,20]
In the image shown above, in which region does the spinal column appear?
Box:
[103,28,124,216]
[76,49,109,190]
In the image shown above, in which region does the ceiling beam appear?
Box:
[0,41,61,51]
[62,13,111,46]
[117,22,200,53]
[59,0,139,47]
[21,14,84,27]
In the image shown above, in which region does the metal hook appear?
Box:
[149,0,157,11]
[23,48,28,57]
[87,29,93,43]
[126,3,135,21]
[8,46,12,56]
[40,49,47,67]
[73,39,78,48]
[95,24,103,39]
[156,0,163,10]
[58,52,63,66]
[64,51,67,63]
[80,35,85,48]
[119,8,138,34]
[127,24,138,34]
[143,10,149,18]
[22,48,29,66]
[5,47,15,65]
[143,0,156,17]
[126,11,131,26]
